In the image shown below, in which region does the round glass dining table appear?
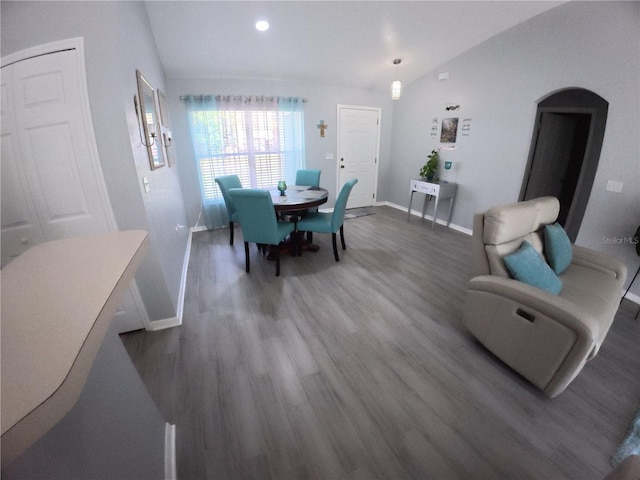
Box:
[268,185,328,256]
[269,185,328,212]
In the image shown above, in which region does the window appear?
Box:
[184,94,305,229]
[189,108,304,201]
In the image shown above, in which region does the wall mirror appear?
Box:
[135,69,165,170]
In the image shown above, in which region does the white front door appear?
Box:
[1,40,148,332]
[337,105,380,209]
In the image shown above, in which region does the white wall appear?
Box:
[167,77,395,226]
[1,1,189,321]
[388,1,640,295]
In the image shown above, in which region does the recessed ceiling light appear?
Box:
[255,20,269,32]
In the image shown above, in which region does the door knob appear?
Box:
[340,157,344,162]
[340,165,345,169]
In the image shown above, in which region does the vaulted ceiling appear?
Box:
[145,1,564,91]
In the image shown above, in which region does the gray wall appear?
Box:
[3,323,166,479]
[2,0,637,302]
[388,1,640,296]
[167,77,395,225]
[1,1,189,321]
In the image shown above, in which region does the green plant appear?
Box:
[419,149,440,180]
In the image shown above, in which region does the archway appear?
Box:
[519,88,608,241]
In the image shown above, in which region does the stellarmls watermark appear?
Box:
[602,236,639,245]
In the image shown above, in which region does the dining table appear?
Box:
[269,185,328,213]
[269,185,328,255]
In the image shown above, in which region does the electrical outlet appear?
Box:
[606,180,623,193]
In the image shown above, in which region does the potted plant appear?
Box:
[419,149,440,181]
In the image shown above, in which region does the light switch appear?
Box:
[606,180,623,193]
[142,176,150,194]
[325,152,334,160]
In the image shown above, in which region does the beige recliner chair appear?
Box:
[463,197,627,397]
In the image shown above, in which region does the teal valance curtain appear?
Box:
[183,94,306,229]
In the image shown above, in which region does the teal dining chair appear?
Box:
[228,188,296,276]
[296,178,358,261]
[293,169,322,233]
[215,175,242,245]
[295,169,321,187]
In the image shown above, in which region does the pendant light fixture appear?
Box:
[391,58,402,100]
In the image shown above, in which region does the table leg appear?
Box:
[421,195,429,221]
[446,196,455,227]
[407,191,415,221]
[432,195,440,230]
[267,233,319,260]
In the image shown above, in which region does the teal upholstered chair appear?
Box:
[228,188,295,276]
[295,169,321,187]
[215,175,242,245]
[294,169,322,236]
[296,178,358,261]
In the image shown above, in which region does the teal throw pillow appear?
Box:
[504,241,562,294]
[544,223,572,275]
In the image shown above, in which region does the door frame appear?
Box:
[2,38,151,331]
[519,88,608,242]
[336,104,381,208]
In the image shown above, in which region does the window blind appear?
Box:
[191,109,301,200]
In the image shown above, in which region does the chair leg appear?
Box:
[307,231,313,244]
[229,222,234,245]
[244,242,250,273]
[332,233,340,261]
[340,225,346,250]
[273,244,281,276]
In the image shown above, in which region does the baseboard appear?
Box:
[623,291,640,307]
[380,201,472,236]
[147,316,181,331]
[144,228,194,332]
[175,226,193,322]
[164,423,176,480]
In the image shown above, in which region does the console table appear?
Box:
[407,179,457,229]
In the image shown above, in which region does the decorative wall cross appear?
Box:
[317,120,328,138]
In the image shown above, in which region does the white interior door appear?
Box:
[1,40,148,332]
[337,105,380,209]
[9,50,112,243]
[1,66,47,262]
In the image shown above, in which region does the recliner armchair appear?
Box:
[463,196,627,397]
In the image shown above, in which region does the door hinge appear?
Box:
[373,193,375,199]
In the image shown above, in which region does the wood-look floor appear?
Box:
[121,206,640,480]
